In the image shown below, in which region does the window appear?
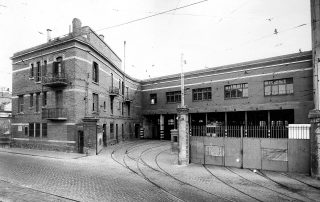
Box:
[92,62,99,83]
[193,87,212,101]
[121,102,124,116]
[35,93,40,112]
[24,126,28,136]
[30,93,33,107]
[29,123,34,137]
[18,95,24,113]
[30,64,34,78]
[111,73,113,87]
[224,83,248,99]
[53,57,63,77]
[93,93,99,112]
[42,123,47,138]
[166,91,181,103]
[103,101,106,110]
[122,81,124,95]
[150,94,157,104]
[128,103,131,117]
[36,61,41,82]
[264,78,293,96]
[42,92,47,107]
[35,123,40,137]
[119,80,121,94]
[110,98,114,114]
[42,60,47,76]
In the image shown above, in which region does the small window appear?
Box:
[92,93,99,112]
[42,60,47,76]
[18,95,24,113]
[36,61,41,82]
[150,94,157,104]
[35,93,40,112]
[103,101,106,110]
[30,93,33,107]
[42,92,47,106]
[92,62,99,83]
[30,64,34,78]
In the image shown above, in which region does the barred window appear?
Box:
[224,83,248,99]
[193,87,212,101]
[264,78,293,96]
[166,91,181,103]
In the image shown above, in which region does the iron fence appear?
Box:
[190,125,310,139]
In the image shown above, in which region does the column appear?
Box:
[177,107,189,165]
[160,114,164,140]
[309,110,320,178]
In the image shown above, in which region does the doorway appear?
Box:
[103,124,107,146]
[78,130,84,153]
[135,124,140,138]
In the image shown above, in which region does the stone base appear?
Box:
[11,140,77,153]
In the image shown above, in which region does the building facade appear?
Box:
[11,18,314,154]
[141,51,313,139]
[11,19,142,153]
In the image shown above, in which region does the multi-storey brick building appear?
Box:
[11,18,142,153]
[11,18,314,154]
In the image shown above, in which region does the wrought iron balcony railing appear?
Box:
[42,73,68,87]
[42,108,67,120]
[109,86,119,96]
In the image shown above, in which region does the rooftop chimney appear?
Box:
[46,29,52,42]
[72,18,82,35]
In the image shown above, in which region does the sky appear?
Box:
[0,0,311,89]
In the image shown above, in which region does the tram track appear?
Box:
[280,173,320,191]
[224,167,305,202]
[111,141,186,201]
[203,165,264,202]
[252,169,317,202]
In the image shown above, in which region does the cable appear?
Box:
[95,0,208,31]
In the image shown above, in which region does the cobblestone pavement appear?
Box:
[0,140,320,202]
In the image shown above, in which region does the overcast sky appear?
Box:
[0,0,311,89]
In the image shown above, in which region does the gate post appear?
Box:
[177,106,189,165]
[308,110,320,178]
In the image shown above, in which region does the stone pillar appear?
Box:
[177,107,189,165]
[309,110,320,178]
[160,114,164,140]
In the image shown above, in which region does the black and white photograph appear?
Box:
[0,0,320,201]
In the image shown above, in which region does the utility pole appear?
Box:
[180,53,185,107]
[177,53,189,165]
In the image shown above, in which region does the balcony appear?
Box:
[109,87,119,97]
[42,108,67,121]
[124,96,133,103]
[42,73,68,87]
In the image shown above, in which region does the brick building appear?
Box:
[11,18,314,154]
[141,51,313,140]
[11,18,142,153]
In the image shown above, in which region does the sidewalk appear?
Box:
[0,179,76,202]
[0,147,87,160]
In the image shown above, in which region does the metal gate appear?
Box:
[190,125,310,173]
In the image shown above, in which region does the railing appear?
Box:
[42,73,68,87]
[42,108,67,120]
[190,125,310,139]
[109,87,119,96]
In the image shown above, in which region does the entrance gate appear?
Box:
[190,125,310,173]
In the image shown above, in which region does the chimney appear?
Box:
[47,29,52,42]
[72,18,82,35]
[99,34,104,40]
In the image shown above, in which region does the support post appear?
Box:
[177,106,189,165]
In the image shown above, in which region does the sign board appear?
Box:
[205,145,224,157]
